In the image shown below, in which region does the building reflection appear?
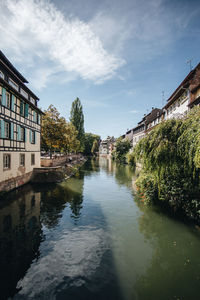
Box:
[0,185,42,300]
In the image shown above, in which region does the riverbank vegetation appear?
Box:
[130,107,200,222]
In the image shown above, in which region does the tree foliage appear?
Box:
[112,138,131,163]
[84,133,100,155]
[41,105,80,156]
[134,107,200,222]
[91,139,99,155]
[70,98,85,150]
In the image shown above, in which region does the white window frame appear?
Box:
[3,154,11,170]
[19,153,25,166]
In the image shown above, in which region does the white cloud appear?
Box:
[129,110,138,114]
[0,0,125,89]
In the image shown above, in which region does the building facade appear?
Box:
[121,63,200,149]
[99,136,115,156]
[0,51,43,192]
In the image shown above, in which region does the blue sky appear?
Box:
[0,0,200,139]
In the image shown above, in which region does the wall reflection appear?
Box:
[0,185,42,300]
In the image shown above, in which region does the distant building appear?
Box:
[121,63,200,149]
[99,136,115,156]
[0,51,43,192]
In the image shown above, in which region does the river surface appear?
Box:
[0,158,200,300]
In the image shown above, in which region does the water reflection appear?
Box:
[134,202,200,300]
[1,158,200,300]
[0,160,122,300]
[0,186,42,300]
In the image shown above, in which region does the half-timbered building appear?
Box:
[0,51,43,192]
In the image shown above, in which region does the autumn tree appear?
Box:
[41,105,66,157]
[41,105,80,157]
[70,98,85,150]
[63,123,80,153]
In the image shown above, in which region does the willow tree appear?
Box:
[70,98,85,151]
[134,107,200,222]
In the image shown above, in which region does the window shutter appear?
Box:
[25,128,27,142]
[29,129,32,143]
[2,88,6,106]
[11,95,15,111]
[17,125,21,141]
[0,120,4,138]
[34,131,36,144]
[20,101,24,116]
[10,123,14,139]
[25,103,29,118]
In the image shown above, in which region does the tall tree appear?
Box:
[41,105,66,158]
[70,98,84,150]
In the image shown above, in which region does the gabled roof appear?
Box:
[145,108,163,125]
[164,63,200,109]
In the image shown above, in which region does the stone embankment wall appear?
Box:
[41,154,82,167]
[0,171,33,193]
[0,154,86,193]
[31,155,86,183]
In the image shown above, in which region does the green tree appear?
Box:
[134,107,200,221]
[112,138,131,163]
[63,123,80,153]
[91,139,99,155]
[84,133,100,155]
[70,98,85,150]
[41,105,67,158]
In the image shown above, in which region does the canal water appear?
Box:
[0,158,200,300]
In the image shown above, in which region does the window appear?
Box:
[6,92,11,108]
[9,78,18,91]
[4,121,10,139]
[31,154,35,165]
[30,97,36,105]
[20,89,28,99]
[3,154,11,169]
[0,71,4,79]
[30,130,35,144]
[20,127,25,142]
[19,154,25,166]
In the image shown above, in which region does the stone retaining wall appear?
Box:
[0,171,33,193]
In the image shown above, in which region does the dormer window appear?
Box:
[30,97,36,105]
[0,71,4,79]
[9,78,18,91]
[20,88,28,99]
